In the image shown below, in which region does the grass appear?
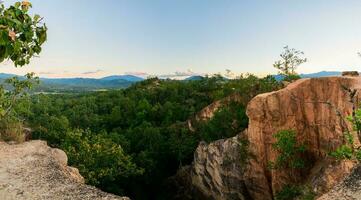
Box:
[0,118,26,143]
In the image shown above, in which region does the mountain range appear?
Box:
[272,71,343,81]
[0,71,348,92]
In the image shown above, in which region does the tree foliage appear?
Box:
[331,109,361,161]
[0,73,38,118]
[273,46,307,81]
[0,1,46,141]
[269,130,307,169]
[0,1,47,66]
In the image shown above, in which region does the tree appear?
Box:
[273,46,307,81]
[0,1,47,140]
[0,72,39,118]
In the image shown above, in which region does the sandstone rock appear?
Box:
[191,133,251,200]
[188,93,245,132]
[245,77,361,199]
[0,140,129,200]
[195,93,244,122]
[188,76,361,200]
[51,148,68,166]
[318,164,361,200]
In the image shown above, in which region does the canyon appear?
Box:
[3,75,361,200]
[181,75,361,199]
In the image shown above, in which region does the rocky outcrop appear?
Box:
[0,140,129,200]
[245,77,361,199]
[195,93,244,122]
[191,133,251,200]
[318,164,361,200]
[188,93,244,131]
[188,76,361,200]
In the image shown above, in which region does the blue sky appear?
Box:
[1,0,361,78]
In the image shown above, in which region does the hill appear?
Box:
[273,71,344,81]
[0,73,144,92]
[0,71,352,92]
[101,75,144,82]
[184,76,204,81]
[300,71,342,78]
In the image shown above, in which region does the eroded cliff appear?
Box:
[188,76,361,200]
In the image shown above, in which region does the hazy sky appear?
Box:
[1,0,361,78]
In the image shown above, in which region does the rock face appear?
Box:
[318,164,361,200]
[189,76,361,200]
[0,140,129,200]
[194,93,244,122]
[188,93,244,131]
[191,133,251,200]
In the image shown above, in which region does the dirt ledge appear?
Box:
[0,140,129,200]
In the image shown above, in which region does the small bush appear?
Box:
[299,185,316,200]
[330,132,355,160]
[275,185,302,200]
[275,185,316,200]
[270,130,307,169]
[330,145,353,160]
[0,118,25,143]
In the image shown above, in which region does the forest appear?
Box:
[11,75,281,199]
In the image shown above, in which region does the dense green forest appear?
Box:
[13,75,281,199]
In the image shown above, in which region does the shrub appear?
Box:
[300,186,316,200]
[330,145,353,160]
[330,132,356,160]
[270,130,307,169]
[275,185,302,200]
[0,118,25,143]
[275,185,315,200]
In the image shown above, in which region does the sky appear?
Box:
[1,0,361,78]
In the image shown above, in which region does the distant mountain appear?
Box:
[37,76,144,92]
[0,73,144,92]
[101,75,144,82]
[273,71,343,81]
[0,73,18,79]
[300,71,342,78]
[0,71,352,92]
[40,77,132,87]
[184,75,205,81]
